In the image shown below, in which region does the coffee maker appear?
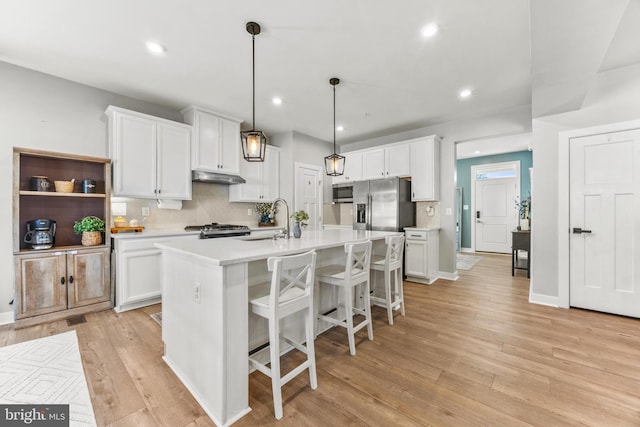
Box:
[24,219,56,250]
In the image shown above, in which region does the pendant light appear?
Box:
[241,21,267,162]
[325,77,345,176]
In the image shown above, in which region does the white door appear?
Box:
[475,177,518,253]
[295,163,322,230]
[569,129,640,317]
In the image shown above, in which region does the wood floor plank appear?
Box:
[3,253,640,426]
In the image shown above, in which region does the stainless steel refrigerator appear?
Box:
[352,177,415,231]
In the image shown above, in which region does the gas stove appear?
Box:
[185,223,251,239]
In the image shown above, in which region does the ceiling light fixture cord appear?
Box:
[251,31,256,131]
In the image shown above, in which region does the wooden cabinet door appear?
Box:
[362,148,385,179]
[386,143,411,177]
[67,248,110,308]
[262,146,280,201]
[157,122,192,200]
[410,137,439,201]
[14,252,67,319]
[219,118,241,174]
[405,239,428,279]
[113,112,157,198]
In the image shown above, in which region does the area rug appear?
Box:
[151,312,162,326]
[0,330,97,426]
[457,254,482,270]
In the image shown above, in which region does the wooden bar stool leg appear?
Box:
[269,318,283,420]
[385,269,393,325]
[305,306,318,389]
[343,285,356,356]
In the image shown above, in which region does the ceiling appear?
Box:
[0,0,531,145]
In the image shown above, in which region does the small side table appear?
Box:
[512,230,530,278]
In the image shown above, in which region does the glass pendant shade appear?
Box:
[241,130,267,161]
[325,153,345,176]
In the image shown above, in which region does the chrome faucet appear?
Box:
[270,198,290,239]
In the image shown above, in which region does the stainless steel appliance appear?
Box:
[184,223,251,239]
[353,177,415,231]
[24,218,56,249]
[332,183,354,203]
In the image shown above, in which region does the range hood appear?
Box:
[191,170,246,185]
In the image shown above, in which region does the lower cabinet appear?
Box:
[14,247,111,323]
[113,233,197,312]
[404,229,439,284]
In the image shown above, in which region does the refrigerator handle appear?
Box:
[367,193,372,230]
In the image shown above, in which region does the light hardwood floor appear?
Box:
[2,253,640,426]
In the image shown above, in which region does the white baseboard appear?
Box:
[438,271,459,281]
[459,247,474,253]
[0,310,15,325]
[529,292,559,307]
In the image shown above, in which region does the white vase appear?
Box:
[520,218,530,231]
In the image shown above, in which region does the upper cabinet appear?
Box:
[106,106,192,200]
[362,143,410,180]
[229,145,280,202]
[182,106,242,175]
[410,135,440,201]
[332,151,363,184]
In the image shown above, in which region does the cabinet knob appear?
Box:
[69,275,74,284]
[61,277,65,285]
[381,172,384,176]
[158,189,161,194]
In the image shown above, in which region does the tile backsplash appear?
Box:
[111,182,261,229]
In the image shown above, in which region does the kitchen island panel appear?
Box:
[161,250,249,426]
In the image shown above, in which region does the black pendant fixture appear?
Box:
[325,77,345,176]
[241,21,267,162]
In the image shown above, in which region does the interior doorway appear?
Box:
[471,161,520,253]
[294,162,323,230]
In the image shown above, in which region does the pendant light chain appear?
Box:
[333,83,336,154]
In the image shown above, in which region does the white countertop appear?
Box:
[156,228,400,266]
[111,228,200,239]
[404,227,441,231]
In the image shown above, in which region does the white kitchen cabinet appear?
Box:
[362,143,411,180]
[112,233,197,312]
[229,145,280,202]
[410,135,440,201]
[332,151,363,184]
[106,106,192,200]
[182,105,242,175]
[404,228,439,284]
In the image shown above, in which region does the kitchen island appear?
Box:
[156,228,399,426]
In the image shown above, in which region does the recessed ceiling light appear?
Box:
[459,88,473,98]
[474,150,481,154]
[146,41,166,55]
[421,24,439,38]
[272,97,282,105]
[336,125,344,132]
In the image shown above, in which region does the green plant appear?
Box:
[73,216,106,234]
[290,210,309,223]
[255,202,276,217]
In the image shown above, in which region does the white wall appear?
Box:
[0,61,238,323]
[530,63,640,302]
[342,105,533,275]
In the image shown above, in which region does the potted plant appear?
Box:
[255,202,276,226]
[73,215,106,246]
[290,210,309,238]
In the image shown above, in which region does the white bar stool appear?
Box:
[370,235,405,325]
[248,249,318,420]
[316,240,373,356]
